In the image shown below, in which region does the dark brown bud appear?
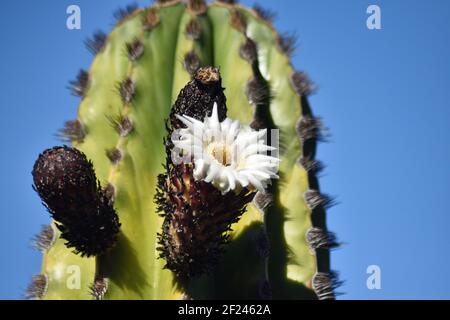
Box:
[32,146,98,216]
[169,67,227,131]
[32,146,120,257]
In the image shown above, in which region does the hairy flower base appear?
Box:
[156,164,255,279]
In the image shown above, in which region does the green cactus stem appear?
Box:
[30,0,339,300]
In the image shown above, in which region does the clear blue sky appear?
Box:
[1,0,449,299]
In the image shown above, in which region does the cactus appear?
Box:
[29,0,339,300]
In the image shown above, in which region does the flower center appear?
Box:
[207,142,232,166]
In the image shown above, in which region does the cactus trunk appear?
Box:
[29,0,338,300]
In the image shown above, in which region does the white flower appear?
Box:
[172,103,279,194]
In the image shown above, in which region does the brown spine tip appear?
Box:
[25,274,48,300]
[312,272,341,300]
[113,3,139,24]
[107,114,134,137]
[239,37,258,63]
[306,227,339,251]
[291,71,315,96]
[246,77,271,106]
[299,156,325,175]
[230,9,247,33]
[126,39,144,61]
[185,18,202,40]
[144,8,160,31]
[104,183,116,204]
[296,116,328,142]
[187,0,207,15]
[183,51,201,76]
[90,277,108,300]
[57,119,86,144]
[106,148,123,165]
[253,4,276,23]
[253,191,273,213]
[304,189,336,210]
[85,31,107,55]
[68,69,89,98]
[31,225,55,252]
[119,78,136,105]
[276,32,297,57]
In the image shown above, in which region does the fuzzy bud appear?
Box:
[32,146,120,257]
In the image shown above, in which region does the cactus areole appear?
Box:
[29,0,339,300]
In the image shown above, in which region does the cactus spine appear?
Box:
[30,0,339,300]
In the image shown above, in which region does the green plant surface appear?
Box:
[33,0,336,300]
